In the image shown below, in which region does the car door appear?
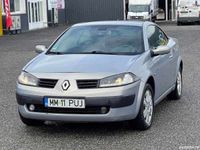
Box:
[147,25,175,100]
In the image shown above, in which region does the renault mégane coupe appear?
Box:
[16,21,183,130]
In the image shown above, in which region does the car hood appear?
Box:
[25,54,140,74]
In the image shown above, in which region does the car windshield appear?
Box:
[129,5,150,12]
[48,25,144,55]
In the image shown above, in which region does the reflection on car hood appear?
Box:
[25,54,140,73]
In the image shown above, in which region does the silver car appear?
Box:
[16,21,183,130]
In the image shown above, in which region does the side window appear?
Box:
[147,26,168,50]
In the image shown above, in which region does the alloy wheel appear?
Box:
[143,90,153,126]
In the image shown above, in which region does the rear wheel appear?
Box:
[130,84,154,130]
[19,112,44,126]
[168,69,182,100]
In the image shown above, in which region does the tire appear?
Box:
[130,84,154,130]
[19,112,44,126]
[177,22,181,26]
[168,69,182,100]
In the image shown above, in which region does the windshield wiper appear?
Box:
[46,51,65,55]
[80,51,117,55]
[47,51,134,55]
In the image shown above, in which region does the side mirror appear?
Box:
[35,45,47,53]
[152,45,170,56]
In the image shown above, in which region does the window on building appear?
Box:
[1,0,4,12]
[2,0,25,14]
[9,0,20,12]
[14,0,20,11]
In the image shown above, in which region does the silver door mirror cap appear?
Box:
[152,45,170,56]
[35,45,47,53]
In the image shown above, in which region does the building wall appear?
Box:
[58,9,66,24]
[2,14,29,31]
[2,0,28,32]
[48,9,66,24]
[47,0,66,25]
[19,14,29,31]
[65,0,124,24]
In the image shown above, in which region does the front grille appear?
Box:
[77,80,99,89]
[130,16,144,20]
[38,79,58,88]
[27,104,110,114]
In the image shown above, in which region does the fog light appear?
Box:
[29,104,35,111]
[101,107,107,114]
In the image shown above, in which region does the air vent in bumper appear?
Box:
[27,104,110,114]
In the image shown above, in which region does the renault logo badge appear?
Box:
[62,80,70,91]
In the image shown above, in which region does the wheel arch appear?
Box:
[176,57,183,76]
[180,60,183,72]
[146,76,155,98]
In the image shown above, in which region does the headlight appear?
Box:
[99,73,139,88]
[18,71,38,86]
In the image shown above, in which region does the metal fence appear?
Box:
[65,0,124,24]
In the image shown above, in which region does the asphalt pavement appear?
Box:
[0,23,200,150]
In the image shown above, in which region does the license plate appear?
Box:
[44,97,85,109]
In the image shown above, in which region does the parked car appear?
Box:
[127,0,159,22]
[16,21,183,130]
[177,0,200,25]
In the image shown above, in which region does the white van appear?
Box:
[177,0,200,25]
[127,0,159,22]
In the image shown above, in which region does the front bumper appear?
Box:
[19,104,137,122]
[17,93,135,108]
[17,81,142,122]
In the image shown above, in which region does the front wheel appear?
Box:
[130,84,154,130]
[168,69,182,100]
